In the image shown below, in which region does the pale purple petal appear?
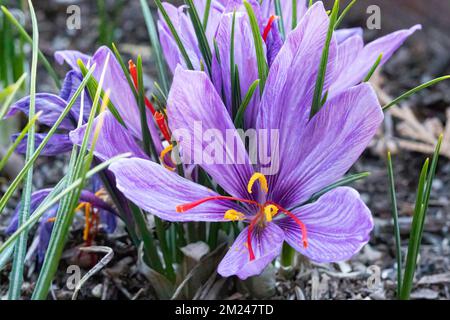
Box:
[59,70,92,122]
[334,27,363,43]
[5,94,76,130]
[272,84,383,208]
[217,223,284,280]
[110,158,243,222]
[69,111,149,162]
[276,187,373,262]
[11,133,73,156]
[54,50,91,70]
[167,67,255,199]
[256,2,337,183]
[334,35,364,77]
[330,25,421,96]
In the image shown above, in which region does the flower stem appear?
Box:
[281,242,296,268]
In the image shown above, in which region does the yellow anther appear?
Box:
[247,172,268,194]
[224,209,245,221]
[264,205,278,222]
[160,144,176,171]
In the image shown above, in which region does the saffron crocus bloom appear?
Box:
[110,3,384,279]
[4,70,91,155]
[7,188,117,263]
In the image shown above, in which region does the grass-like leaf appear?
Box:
[291,0,297,30]
[244,0,268,95]
[139,0,169,94]
[203,0,212,28]
[383,75,450,111]
[364,53,383,82]
[335,0,357,28]
[1,5,60,89]
[400,135,442,299]
[387,152,402,297]
[0,72,27,119]
[274,0,285,39]
[8,0,38,298]
[310,0,339,119]
[234,79,260,128]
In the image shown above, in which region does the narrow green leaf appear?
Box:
[310,0,339,119]
[1,6,60,89]
[387,152,402,297]
[274,0,285,39]
[154,0,194,70]
[203,0,212,28]
[139,0,170,93]
[111,43,138,100]
[364,53,383,82]
[335,0,357,28]
[383,76,450,111]
[234,79,260,128]
[291,0,297,30]
[244,0,268,94]
[8,0,38,298]
[0,73,27,119]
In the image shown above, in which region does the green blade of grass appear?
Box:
[400,135,442,299]
[0,66,96,215]
[310,0,339,119]
[0,73,27,119]
[335,0,357,28]
[244,0,268,95]
[8,0,38,299]
[1,5,60,89]
[185,0,212,74]
[139,0,169,94]
[0,111,41,172]
[274,0,285,39]
[111,43,138,100]
[363,53,383,82]
[387,152,402,297]
[234,79,260,128]
[202,0,212,28]
[291,0,297,30]
[383,76,450,111]
[154,0,194,70]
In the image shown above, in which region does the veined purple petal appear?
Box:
[333,35,364,76]
[59,70,92,123]
[69,111,149,162]
[276,187,373,262]
[212,12,260,129]
[167,67,255,200]
[109,158,243,222]
[334,27,363,43]
[54,50,91,70]
[330,25,421,96]
[256,2,337,186]
[217,223,284,280]
[272,83,383,208]
[11,133,73,156]
[5,93,76,130]
[266,20,283,67]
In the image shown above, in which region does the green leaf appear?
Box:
[0,73,27,119]
[274,0,285,39]
[8,0,38,298]
[154,0,194,70]
[364,53,383,82]
[335,0,357,28]
[244,0,268,95]
[111,43,138,100]
[139,0,169,94]
[234,79,260,128]
[383,75,450,111]
[1,5,60,89]
[387,152,402,297]
[310,0,339,119]
[203,0,212,28]
[291,0,297,30]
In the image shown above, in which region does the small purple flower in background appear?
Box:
[109,3,384,279]
[6,188,117,264]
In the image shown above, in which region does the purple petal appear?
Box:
[217,223,284,280]
[109,158,243,222]
[11,133,73,156]
[59,70,92,123]
[276,187,373,262]
[167,67,255,199]
[54,50,91,70]
[330,25,421,95]
[69,111,149,161]
[256,1,337,182]
[266,20,283,67]
[272,83,383,208]
[334,27,363,43]
[212,12,261,129]
[37,207,59,263]
[5,93,76,130]
[333,35,364,77]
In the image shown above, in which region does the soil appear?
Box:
[0,0,449,300]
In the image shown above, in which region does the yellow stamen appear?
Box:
[247,172,268,194]
[47,217,56,223]
[264,205,278,222]
[224,209,245,221]
[160,144,175,171]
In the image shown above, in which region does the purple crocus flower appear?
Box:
[109,3,384,279]
[4,70,91,155]
[7,188,117,263]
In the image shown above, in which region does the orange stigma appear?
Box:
[262,15,277,42]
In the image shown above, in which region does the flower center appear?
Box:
[176,172,308,261]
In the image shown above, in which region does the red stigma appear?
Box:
[262,15,277,42]
[154,112,172,142]
[176,195,261,213]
